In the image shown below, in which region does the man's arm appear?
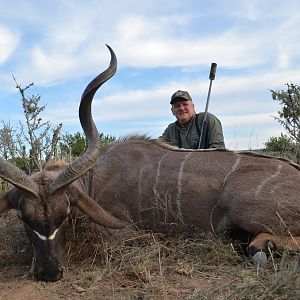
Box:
[207,114,225,149]
[159,123,182,147]
[159,126,171,142]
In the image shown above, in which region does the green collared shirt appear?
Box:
[160,113,225,149]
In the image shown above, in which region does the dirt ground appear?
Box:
[0,264,233,300]
[0,257,260,299]
[1,211,300,300]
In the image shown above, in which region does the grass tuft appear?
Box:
[0,213,299,299]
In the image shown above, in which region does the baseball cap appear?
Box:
[170,90,192,104]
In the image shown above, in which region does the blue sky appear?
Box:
[1,0,300,150]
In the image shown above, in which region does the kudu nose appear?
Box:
[35,264,64,282]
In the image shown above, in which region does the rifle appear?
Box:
[198,63,217,149]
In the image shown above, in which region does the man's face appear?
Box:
[171,99,195,125]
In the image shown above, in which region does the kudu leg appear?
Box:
[248,232,300,267]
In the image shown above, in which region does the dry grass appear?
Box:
[0,212,299,299]
[64,217,300,299]
[0,210,32,267]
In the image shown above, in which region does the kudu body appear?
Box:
[86,140,300,255]
[1,46,300,282]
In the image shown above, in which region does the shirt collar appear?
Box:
[176,114,196,129]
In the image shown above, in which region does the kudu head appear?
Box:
[0,45,124,282]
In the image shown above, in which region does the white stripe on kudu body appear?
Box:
[222,153,241,189]
[176,153,192,223]
[137,167,143,223]
[151,151,194,225]
[152,153,169,225]
[255,163,283,197]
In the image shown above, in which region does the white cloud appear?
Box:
[39,65,291,150]
[0,1,299,151]
[1,1,299,85]
[0,25,19,65]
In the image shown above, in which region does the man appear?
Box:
[160,90,225,149]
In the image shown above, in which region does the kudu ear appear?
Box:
[66,184,125,229]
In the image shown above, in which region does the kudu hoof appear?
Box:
[251,251,268,268]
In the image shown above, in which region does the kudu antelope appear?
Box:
[0,45,125,282]
[1,46,300,282]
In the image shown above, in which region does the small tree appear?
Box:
[59,131,116,161]
[0,78,116,171]
[60,132,86,160]
[0,121,17,160]
[263,134,296,159]
[269,83,300,163]
[99,132,116,145]
[0,77,63,173]
[264,134,293,152]
[271,83,300,144]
